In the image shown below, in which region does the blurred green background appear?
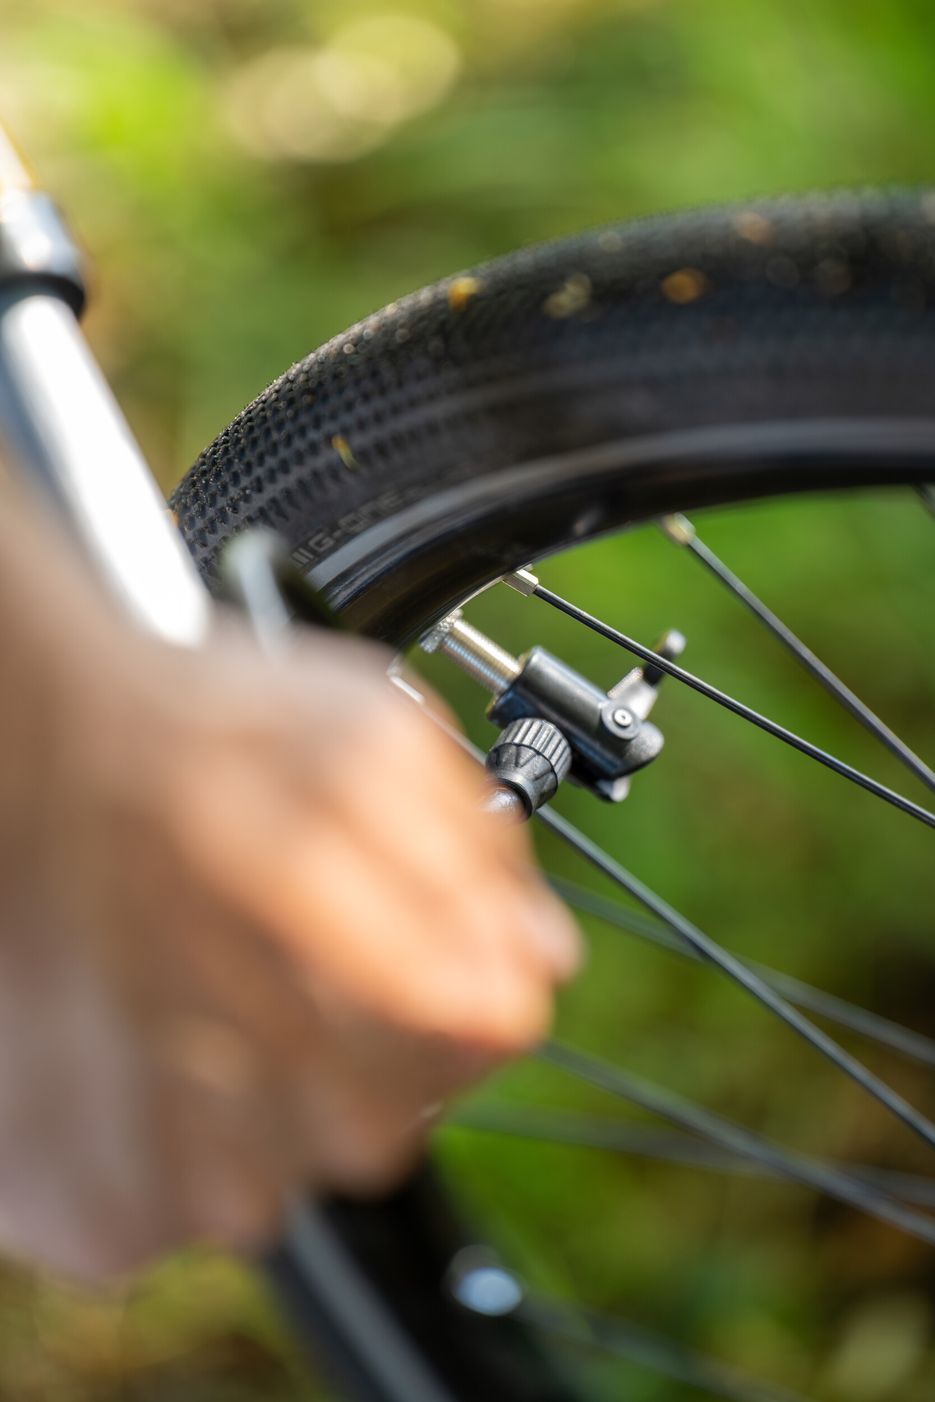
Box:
[2,0,935,1398]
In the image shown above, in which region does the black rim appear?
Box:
[298,418,935,643]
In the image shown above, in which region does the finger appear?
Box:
[322,776,581,988]
[288,1067,428,1196]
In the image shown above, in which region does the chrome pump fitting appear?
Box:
[421,605,684,807]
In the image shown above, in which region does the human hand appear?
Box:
[0,505,579,1279]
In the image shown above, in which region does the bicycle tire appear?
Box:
[171,190,935,1401]
[174,189,935,646]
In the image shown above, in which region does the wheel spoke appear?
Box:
[539,1041,935,1246]
[400,678,935,1149]
[395,677,935,1155]
[917,484,935,521]
[522,1294,810,1402]
[538,806,935,1153]
[452,1105,935,1209]
[531,583,935,830]
[660,513,935,792]
[551,877,935,1070]
[266,1200,457,1402]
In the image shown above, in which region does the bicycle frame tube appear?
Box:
[0,120,472,1402]
[0,127,30,189]
[0,290,211,644]
[0,126,208,644]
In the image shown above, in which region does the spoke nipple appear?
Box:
[659,513,696,546]
[501,566,540,595]
[653,628,687,663]
[640,628,687,689]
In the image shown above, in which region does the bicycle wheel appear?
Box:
[172,191,935,1401]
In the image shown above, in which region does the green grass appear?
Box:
[2,0,935,1396]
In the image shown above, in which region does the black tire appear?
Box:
[172,192,935,1402]
[174,190,935,647]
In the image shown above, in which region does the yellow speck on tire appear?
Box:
[734,211,774,245]
[448,276,484,312]
[814,257,852,296]
[543,272,592,318]
[331,435,359,470]
[661,268,709,304]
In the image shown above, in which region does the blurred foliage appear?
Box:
[2,0,935,1398]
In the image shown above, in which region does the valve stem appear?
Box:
[420,610,519,695]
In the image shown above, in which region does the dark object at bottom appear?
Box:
[264,1167,577,1402]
